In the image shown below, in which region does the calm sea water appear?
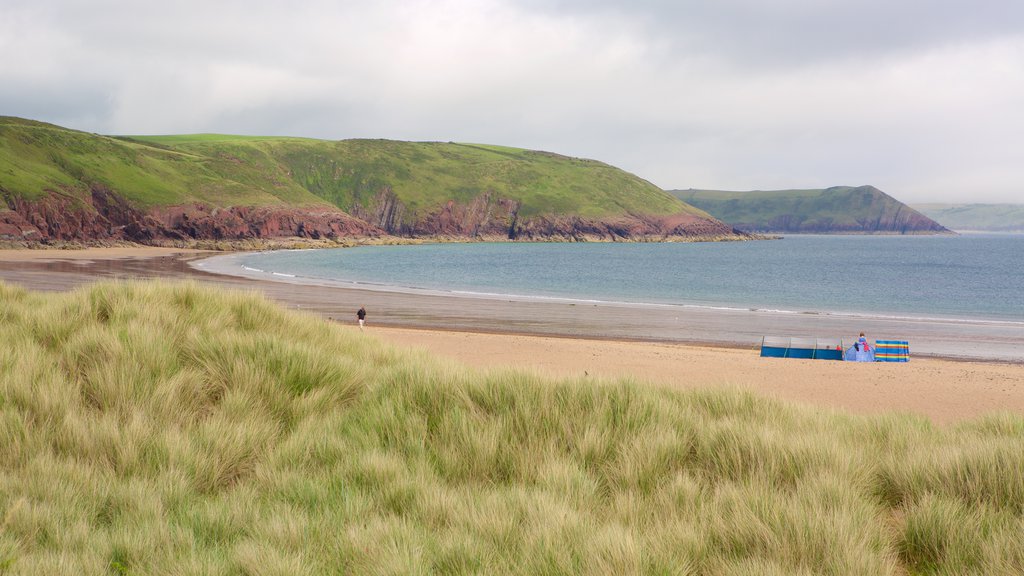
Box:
[231,235,1024,323]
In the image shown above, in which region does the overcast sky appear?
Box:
[2,0,1023,202]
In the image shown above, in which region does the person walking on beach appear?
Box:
[357,306,366,331]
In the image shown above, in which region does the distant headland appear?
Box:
[670,186,950,235]
[912,203,1024,233]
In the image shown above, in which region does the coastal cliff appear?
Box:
[1,188,381,243]
[1,117,745,244]
[349,188,739,241]
[2,188,740,244]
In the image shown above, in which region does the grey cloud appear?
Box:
[1,0,1023,202]
[520,0,1024,67]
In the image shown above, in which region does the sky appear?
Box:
[2,0,1023,203]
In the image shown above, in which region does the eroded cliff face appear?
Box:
[2,186,744,244]
[151,203,380,241]
[351,189,743,241]
[1,188,382,243]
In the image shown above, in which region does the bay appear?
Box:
[231,234,1024,324]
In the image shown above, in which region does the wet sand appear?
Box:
[196,251,1024,363]
[2,247,1023,423]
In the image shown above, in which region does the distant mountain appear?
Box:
[0,116,742,244]
[912,203,1024,232]
[669,186,950,234]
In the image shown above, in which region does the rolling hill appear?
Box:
[670,186,950,234]
[0,117,740,244]
[913,203,1024,232]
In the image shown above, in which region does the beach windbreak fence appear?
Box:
[875,340,910,362]
[760,336,845,360]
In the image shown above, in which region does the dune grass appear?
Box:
[1,281,1022,575]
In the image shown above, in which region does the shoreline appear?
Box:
[2,245,1022,363]
[2,246,1024,423]
[196,250,1024,328]
[194,249,1024,364]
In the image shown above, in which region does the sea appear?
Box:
[219,234,1023,325]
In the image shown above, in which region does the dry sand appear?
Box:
[370,326,1024,424]
[2,246,1022,424]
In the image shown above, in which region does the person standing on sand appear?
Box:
[858,332,870,351]
[357,306,366,331]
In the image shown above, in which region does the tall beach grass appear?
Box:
[0,280,1022,575]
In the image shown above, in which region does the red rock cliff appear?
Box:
[350,189,744,241]
[1,187,382,243]
[2,187,744,244]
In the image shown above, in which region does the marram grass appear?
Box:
[1,281,1023,575]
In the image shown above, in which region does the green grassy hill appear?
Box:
[913,203,1024,232]
[129,135,700,221]
[671,186,950,234]
[0,117,326,208]
[1,117,722,242]
[2,280,1023,574]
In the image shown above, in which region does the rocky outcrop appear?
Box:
[1,187,382,243]
[151,203,380,241]
[0,209,42,240]
[506,212,742,241]
[349,187,407,233]
[2,189,152,241]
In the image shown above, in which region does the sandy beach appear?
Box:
[371,326,1024,424]
[2,246,1023,424]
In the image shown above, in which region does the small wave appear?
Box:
[242,266,264,272]
[272,272,296,278]
[824,310,1024,327]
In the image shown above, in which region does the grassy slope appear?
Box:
[1,117,706,222]
[671,186,939,232]
[134,136,704,221]
[913,203,1024,232]
[2,281,1023,575]
[0,117,325,208]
